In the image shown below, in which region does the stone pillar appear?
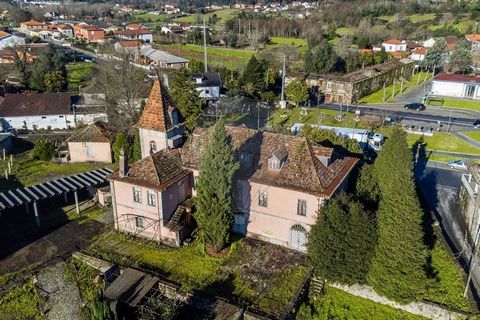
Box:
[33,201,40,227]
[74,191,79,215]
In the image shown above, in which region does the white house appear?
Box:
[431,74,480,100]
[0,92,107,130]
[192,72,222,100]
[410,47,428,62]
[0,31,25,49]
[116,29,153,43]
[381,40,407,52]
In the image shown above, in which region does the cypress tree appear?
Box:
[367,127,429,303]
[132,129,142,161]
[194,118,239,252]
[112,133,128,163]
[308,194,376,285]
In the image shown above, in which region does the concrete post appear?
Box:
[74,191,80,215]
[33,201,40,227]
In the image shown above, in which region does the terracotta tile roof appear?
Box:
[444,36,459,51]
[412,47,427,55]
[126,23,143,29]
[0,92,72,117]
[181,126,359,197]
[20,20,46,27]
[137,79,175,132]
[0,30,10,38]
[434,73,480,84]
[108,149,188,190]
[118,40,141,48]
[383,39,403,45]
[466,34,480,42]
[66,122,114,143]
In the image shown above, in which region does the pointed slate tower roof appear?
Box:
[137,78,176,132]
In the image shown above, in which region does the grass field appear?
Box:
[378,13,436,23]
[360,71,432,104]
[172,9,239,25]
[66,62,96,91]
[428,97,480,112]
[269,107,362,129]
[428,19,477,33]
[131,12,168,22]
[463,131,480,142]
[336,26,357,36]
[305,287,427,319]
[268,36,307,50]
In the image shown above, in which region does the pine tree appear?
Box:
[448,39,472,74]
[304,36,338,74]
[169,68,203,132]
[241,55,266,98]
[423,38,447,70]
[194,118,239,252]
[308,194,376,285]
[132,129,142,161]
[367,127,429,303]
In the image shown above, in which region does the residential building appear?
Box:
[410,47,428,62]
[459,161,480,246]
[298,58,415,105]
[66,122,113,163]
[424,36,459,52]
[114,40,141,55]
[139,45,188,69]
[125,23,144,30]
[431,73,480,100]
[19,20,47,33]
[466,34,480,52]
[55,24,74,38]
[116,29,153,43]
[0,31,25,49]
[161,25,185,35]
[73,23,105,43]
[0,92,106,130]
[381,39,407,52]
[192,72,222,100]
[108,79,359,251]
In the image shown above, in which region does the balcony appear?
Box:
[462,173,478,198]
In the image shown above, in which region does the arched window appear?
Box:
[290,224,307,252]
[149,141,157,154]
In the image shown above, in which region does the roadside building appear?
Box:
[0,30,25,49]
[108,78,359,251]
[303,58,415,105]
[116,29,153,43]
[431,73,480,100]
[66,122,113,163]
[380,39,407,52]
[192,72,222,100]
[0,92,107,130]
[466,34,480,52]
[410,47,428,62]
[19,20,47,33]
[73,23,105,43]
[114,40,141,55]
[139,45,188,69]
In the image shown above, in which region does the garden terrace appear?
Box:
[87,233,308,318]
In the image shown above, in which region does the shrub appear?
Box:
[32,139,56,161]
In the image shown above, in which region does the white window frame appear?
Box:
[133,187,142,203]
[147,190,156,207]
[326,81,333,90]
[149,140,157,153]
[259,190,268,207]
[86,145,94,157]
[297,199,307,216]
[268,157,281,171]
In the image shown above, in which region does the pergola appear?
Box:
[0,168,113,226]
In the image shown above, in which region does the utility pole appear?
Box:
[203,16,208,73]
[280,55,287,109]
[464,223,480,298]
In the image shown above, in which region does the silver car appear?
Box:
[447,160,467,170]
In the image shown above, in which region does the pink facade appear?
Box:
[111,174,192,246]
[68,142,112,163]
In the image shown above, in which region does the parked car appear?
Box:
[474,119,480,128]
[404,103,426,111]
[447,160,467,170]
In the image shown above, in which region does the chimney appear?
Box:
[119,148,128,177]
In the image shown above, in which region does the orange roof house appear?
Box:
[73,23,105,43]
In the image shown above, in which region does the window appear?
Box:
[59,115,64,118]
[133,187,142,203]
[268,157,281,171]
[147,190,156,207]
[258,190,267,207]
[135,216,144,228]
[326,81,333,90]
[41,116,47,119]
[86,146,94,157]
[338,83,344,91]
[310,80,317,86]
[172,110,178,125]
[149,141,157,154]
[297,199,307,216]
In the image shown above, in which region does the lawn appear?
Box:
[428,19,477,33]
[463,131,480,142]
[172,9,239,25]
[268,36,307,50]
[336,26,357,36]
[87,232,307,317]
[303,286,427,319]
[427,97,480,112]
[377,13,436,24]
[131,12,168,22]
[0,149,108,191]
[360,71,432,104]
[66,62,96,91]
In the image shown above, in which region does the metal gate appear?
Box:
[290,224,307,252]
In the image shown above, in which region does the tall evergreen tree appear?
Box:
[132,129,142,161]
[241,55,266,98]
[169,68,203,132]
[112,133,128,163]
[194,118,239,252]
[308,194,377,285]
[423,38,447,70]
[367,127,429,303]
[448,39,472,74]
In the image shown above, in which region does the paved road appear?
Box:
[415,160,480,296]
[394,80,431,104]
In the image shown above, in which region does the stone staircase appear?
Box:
[165,205,185,231]
[309,276,324,297]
